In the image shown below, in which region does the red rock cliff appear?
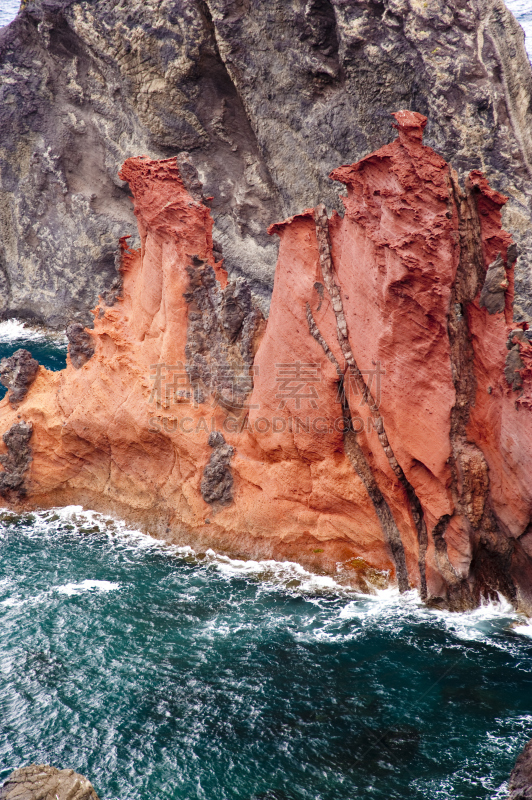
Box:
[1,112,531,610]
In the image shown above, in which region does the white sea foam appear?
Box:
[55,580,120,596]
[0,318,67,346]
[2,505,531,637]
[206,549,353,596]
[513,619,532,637]
[336,586,524,648]
[22,508,361,598]
[0,0,19,28]
[0,575,120,608]
[0,597,20,608]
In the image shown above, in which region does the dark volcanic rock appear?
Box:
[505,328,528,390]
[0,0,531,325]
[184,255,263,409]
[508,739,532,799]
[201,430,235,507]
[66,321,94,368]
[0,764,100,800]
[480,252,508,315]
[0,420,33,497]
[0,348,39,405]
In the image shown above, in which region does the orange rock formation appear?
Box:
[1,111,532,610]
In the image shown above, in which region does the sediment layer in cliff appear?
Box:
[1,0,532,326]
[1,111,531,611]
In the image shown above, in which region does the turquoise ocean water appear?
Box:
[0,321,67,400]
[0,323,531,799]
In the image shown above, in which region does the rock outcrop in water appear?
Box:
[1,111,532,611]
[508,739,532,799]
[0,0,531,326]
[0,764,100,800]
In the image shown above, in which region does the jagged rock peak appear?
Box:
[0,113,531,611]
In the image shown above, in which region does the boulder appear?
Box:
[0,764,100,800]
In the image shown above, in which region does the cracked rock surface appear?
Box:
[1,117,532,608]
[0,0,531,326]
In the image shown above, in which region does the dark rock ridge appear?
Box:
[66,321,94,368]
[201,430,235,508]
[480,253,509,315]
[0,420,33,498]
[0,0,531,326]
[0,764,100,800]
[184,254,263,409]
[0,348,39,405]
[508,739,532,799]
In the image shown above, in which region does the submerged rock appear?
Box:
[0,112,531,610]
[0,0,531,325]
[0,764,100,800]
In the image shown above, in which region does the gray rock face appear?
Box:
[508,739,532,799]
[505,328,528,390]
[0,419,33,498]
[0,764,100,800]
[184,254,263,410]
[66,321,94,368]
[0,0,531,326]
[0,348,39,405]
[480,252,509,314]
[201,430,235,507]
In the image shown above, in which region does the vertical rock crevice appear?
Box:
[442,170,520,609]
[312,204,427,597]
[306,302,409,592]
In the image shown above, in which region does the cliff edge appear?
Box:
[0,111,531,611]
